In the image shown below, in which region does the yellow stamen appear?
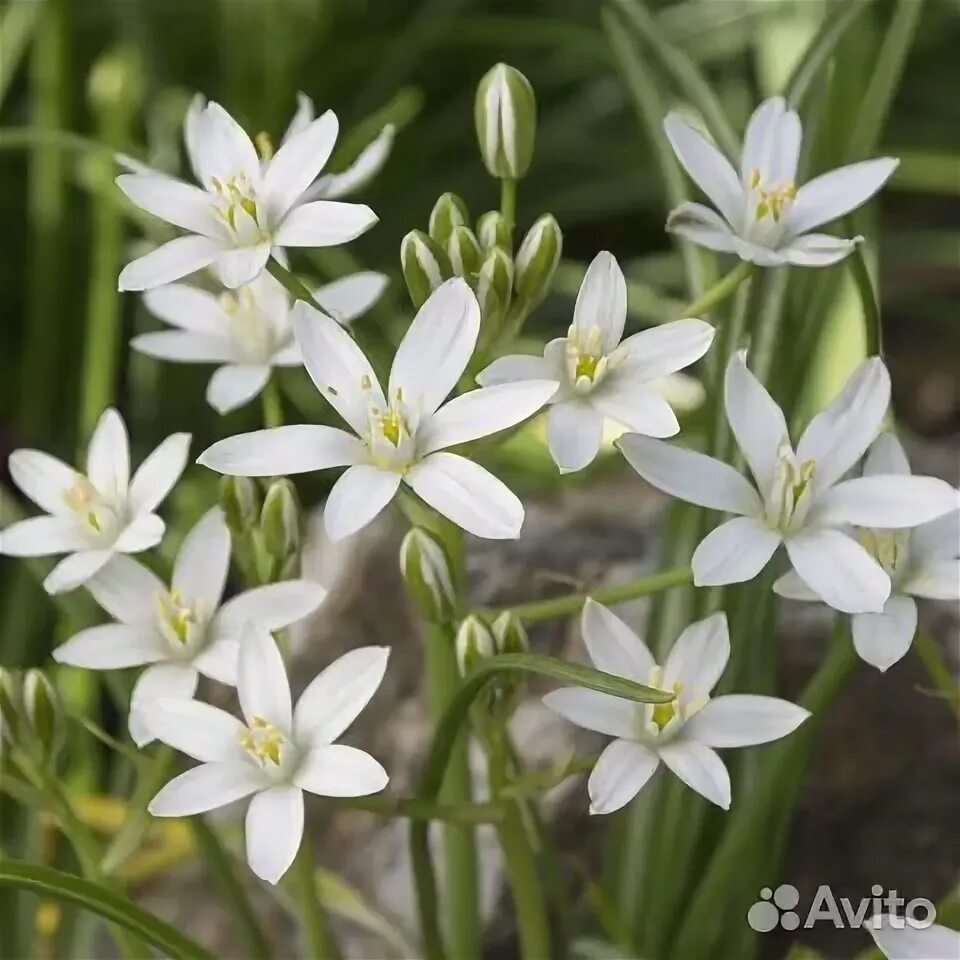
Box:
[239,715,284,766]
[575,353,600,382]
[255,131,274,162]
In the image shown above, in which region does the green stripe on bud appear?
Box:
[260,479,301,569]
[23,669,65,764]
[476,246,514,324]
[446,226,482,281]
[491,611,528,655]
[0,667,22,747]
[400,528,456,624]
[401,230,451,309]
[515,213,562,307]
[220,476,261,536]
[476,210,511,251]
[429,193,470,248]
[474,63,537,180]
[455,615,496,677]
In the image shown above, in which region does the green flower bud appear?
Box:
[515,214,562,306]
[455,615,496,677]
[491,611,528,655]
[401,230,451,309]
[474,63,537,180]
[476,246,514,322]
[476,210,511,251]
[260,479,301,566]
[22,669,65,764]
[428,193,470,248]
[400,528,456,623]
[220,476,261,535]
[87,47,145,117]
[446,226,482,281]
[0,667,22,747]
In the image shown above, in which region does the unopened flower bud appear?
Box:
[491,611,528,655]
[475,63,537,180]
[476,247,514,322]
[476,210,511,251]
[220,476,261,535]
[0,667,22,746]
[446,226,482,280]
[400,528,456,623]
[401,230,451,309]
[22,669,64,763]
[455,615,496,677]
[260,479,301,565]
[515,214,562,306]
[87,47,145,117]
[429,193,470,248]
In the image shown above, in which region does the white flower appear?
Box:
[132,269,388,414]
[147,626,389,884]
[1,409,189,594]
[478,251,714,472]
[664,96,899,267]
[117,97,378,291]
[620,352,960,614]
[197,278,558,541]
[775,433,960,671]
[52,508,326,745]
[543,601,809,813]
[867,914,960,960]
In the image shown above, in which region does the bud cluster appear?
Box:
[0,667,65,767]
[455,610,528,677]
[400,528,457,624]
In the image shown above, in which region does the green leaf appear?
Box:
[846,238,882,356]
[0,859,216,960]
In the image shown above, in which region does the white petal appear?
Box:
[129,433,191,514]
[206,365,271,414]
[785,527,890,614]
[214,580,327,636]
[146,698,247,762]
[191,102,260,189]
[119,236,224,291]
[172,507,230,611]
[192,636,240,686]
[864,432,911,476]
[142,283,230,335]
[592,381,679,439]
[541,687,638,739]
[129,663,199,746]
[787,158,899,236]
[292,301,384,434]
[87,555,165,623]
[814,475,960,529]
[476,352,552,387]
[245,785,303,884]
[44,550,114,594]
[198,425,362,477]
[852,596,917,672]
[581,599,655,682]
[406,452,523,540]
[389,278,480,417]
[902,559,960,601]
[547,402,604,473]
[294,744,388,797]
[53,624,166,669]
[149,762,265,817]
[238,625,292,731]
[262,111,338,218]
[618,435,762,516]
[684,694,809,747]
[732,238,787,267]
[665,202,739,254]
[274,201,378,248]
[8,450,82,516]
[115,174,221,237]
[779,233,859,267]
[314,271,389,324]
[867,916,960,960]
[663,612,730,702]
[663,114,743,229]
[724,349,789,492]
[587,739,659,815]
[692,516,781,586]
[911,510,960,562]
[741,97,800,185]
[420,380,557,455]
[796,356,891,489]
[114,514,166,553]
[183,93,207,182]
[293,646,390,745]
[87,408,129,501]
[772,569,820,602]
[215,244,271,290]
[131,331,240,364]
[617,318,715,381]
[1,517,91,556]
[306,124,395,200]
[573,252,627,353]
[658,740,731,809]
[280,92,315,145]
[323,465,401,542]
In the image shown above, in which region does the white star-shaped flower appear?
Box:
[147,626,389,884]
[1,409,189,594]
[478,251,714,472]
[775,432,960,671]
[132,269,388,414]
[544,601,809,813]
[52,507,326,744]
[665,96,899,267]
[198,278,558,541]
[117,98,378,291]
[620,352,960,613]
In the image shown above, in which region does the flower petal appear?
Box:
[581,599,655,682]
[129,433,191,514]
[274,201,377,248]
[541,687,638,739]
[684,694,809,747]
[816,475,960,529]
[323,465,401,542]
[864,432,911,476]
[206,365,271,414]
[305,124,395,201]
[389,278,480,417]
[785,527,890,614]
[129,663,200,746]
[191,101,261,189]
[238,625,292,731]
[476,352,552,387]
[787,157,899,236]
[740,97,801,186]
[293,646,390,746]
[245,785,303,884]
[573,252,627,353]
[280,92,315,145]
[192,636,240,686]
[314,271,389,324]
[772,569,820,602]
[294,744,388,797]
[172,508,230,611]
[142,284,230,335]
[588,739,659,815]
[198,425,362,476]
[87,555,166,623]
[617,318,715,381]
[592,381,679,439]
[658,740,731,809]
[692,516,782,587]
[262,110,338,218]
[902,559,960,601]
[618,435,762,516]
[215,244,271,290]
[149,762,266,817]
[406,452,523,540]
[547,402,604,474]
[119,236,224,291]
[131,330,240,364]
[420,380,557,455]
[663,613,730,702]
[114,514,166,553]
[53,623,166,669]
[911,510,960,562]
[214,581,327,638]
[852,595,917,672]
[8,450,82,516]
[44,550,114,594]
[87,408,129,501]
[1,517,91,557]
[115,174,221,237]
[665,202,739,254]
[866,916,960,960]
[146,698,247,762]
[779,233,859,267]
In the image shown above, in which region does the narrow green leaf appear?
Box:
[846,238,882,356]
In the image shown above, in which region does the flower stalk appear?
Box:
[680,260,753,319]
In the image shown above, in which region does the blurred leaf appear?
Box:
[0,0,43,108]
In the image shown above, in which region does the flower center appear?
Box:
[859,528,910,579]
[767,440,817,533]
[240,716,286,767]
[211,174,260,233]
[220,288,276,361]
[156,589,201,648]
[566,324,615,394]
[750,169,797,223]
[645,669,684,735]
[63,480,121,538]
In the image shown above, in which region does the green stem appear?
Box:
[260,375,284,429]
[290,842,342,960]
[681,261,753,318]
[324,793,503,823]
[914,631,959,716]
[496,566,692,623]
[499,176,517,246]
[266,258,325,311]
